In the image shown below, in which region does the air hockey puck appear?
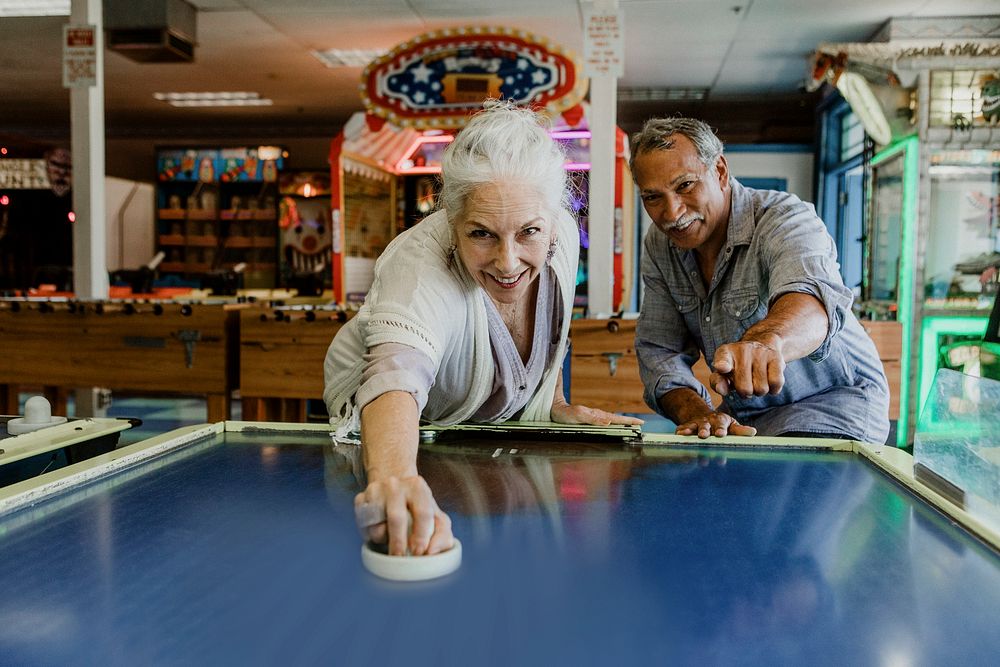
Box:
[360,539,462,582]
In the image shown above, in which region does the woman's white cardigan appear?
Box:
[323,208,579,440]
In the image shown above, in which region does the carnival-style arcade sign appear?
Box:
[360,26,588,129]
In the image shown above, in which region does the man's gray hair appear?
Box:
[629,117,724,173]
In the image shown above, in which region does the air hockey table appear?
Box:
[0,420,997,666]
[0,415,136,488]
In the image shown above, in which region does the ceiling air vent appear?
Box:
[104,0,196,63]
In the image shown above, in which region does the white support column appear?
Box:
[70,0,109,300]
[582,0,622,317]
[587,75,617,316]
[69,0,109,418]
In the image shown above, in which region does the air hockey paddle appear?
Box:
[355,501,462,581]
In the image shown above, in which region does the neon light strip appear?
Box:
[918,315,989,418]
[400,166,442,175]
[394,135,454,174]
[396,131,592,174]
[870,136,918,447]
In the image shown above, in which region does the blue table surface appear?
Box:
[0,430,998,666]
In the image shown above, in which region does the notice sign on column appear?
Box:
[63,25,97,88]
[583,8,624,78]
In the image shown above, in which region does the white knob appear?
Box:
[23,396,53,424]
[6,396,68,435]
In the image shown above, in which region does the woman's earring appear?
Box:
[448,244,457,267]
[546,240,557,264]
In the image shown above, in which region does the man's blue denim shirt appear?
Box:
[636,179,890,443]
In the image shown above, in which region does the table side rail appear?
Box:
[855,441,1000,553]
[0,423,223,518]
[0,418,133,466]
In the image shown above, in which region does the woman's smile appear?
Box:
[455,181,553,305]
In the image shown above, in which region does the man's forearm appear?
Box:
[742,292,828,362]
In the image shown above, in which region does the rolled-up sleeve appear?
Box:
[635,234,712,414]
[355,342,437,414]
[759,202,854,362]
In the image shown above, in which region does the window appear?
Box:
[929,70,997,127]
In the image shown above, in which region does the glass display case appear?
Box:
[924,149,1000,310]
[866,150,906,308]
[864,137,918,446]
[915,148,999,415]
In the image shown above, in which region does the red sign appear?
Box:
[361,26,588,129]
[65,28,94,48]
[63,25,97,88]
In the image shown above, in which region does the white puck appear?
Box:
[361,539,462,582]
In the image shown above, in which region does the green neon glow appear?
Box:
[871,136,918,447]
[918,315,990,418]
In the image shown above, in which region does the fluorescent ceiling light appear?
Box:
[0,0,69,16]
[153,91,273,108]
[618,87,708,102]
[312,48,386,68]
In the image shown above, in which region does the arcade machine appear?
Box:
[864,91,998,445]
[982,291,1000,380]
[816,18,1000,444]
[277,171,333,297]
[0,145,74,295]
[326,26,636,310]
[332,111,634,312]
[328,119,399,304]
[155,146,284,291]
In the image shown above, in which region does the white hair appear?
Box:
[438,99,570,224]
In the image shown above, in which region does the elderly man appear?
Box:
[631,117,889,443]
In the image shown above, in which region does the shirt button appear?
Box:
[518,385,526,391]
[704,315,711,322]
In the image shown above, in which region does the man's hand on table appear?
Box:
[674,410,757,438]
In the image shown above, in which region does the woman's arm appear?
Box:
[360,390,421,480]
[356,391,454,556]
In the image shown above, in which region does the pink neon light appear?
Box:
[396,134,455,174]
[395,131,591,174]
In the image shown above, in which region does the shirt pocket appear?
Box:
[721,287,765,337]
[671,288,700,314]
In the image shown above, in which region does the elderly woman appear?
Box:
[324,101,640,557]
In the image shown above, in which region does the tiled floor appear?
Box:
[106,396,233,446]
[13,393,239,447]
